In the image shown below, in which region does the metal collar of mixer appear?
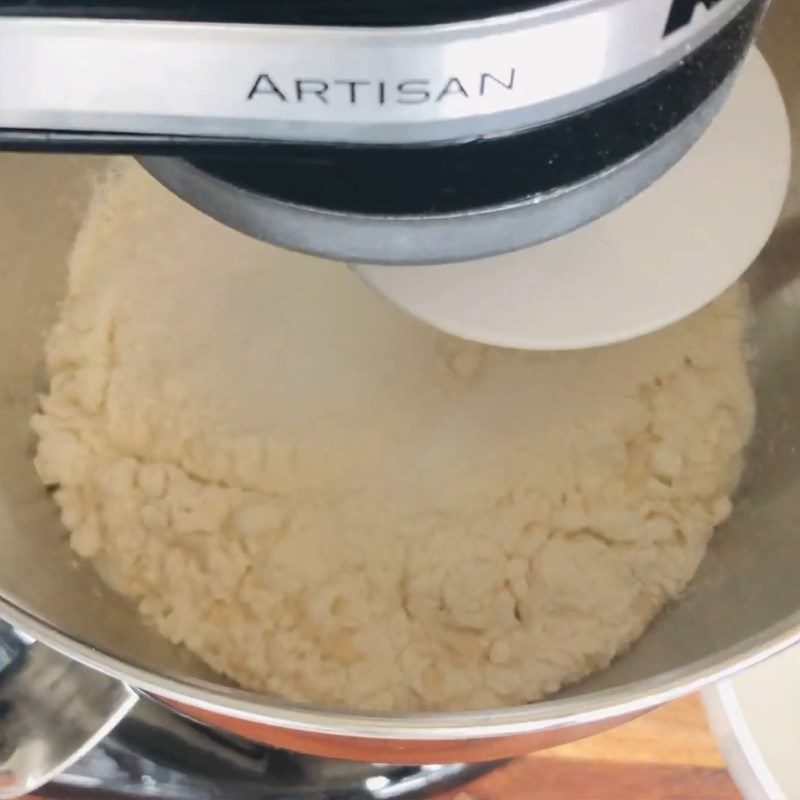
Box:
[0,0,751,146]
[139,0,762,264]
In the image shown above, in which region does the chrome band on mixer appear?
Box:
[0,0,750,143]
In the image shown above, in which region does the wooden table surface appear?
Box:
[27,694,742,800]
[435,695,743,800]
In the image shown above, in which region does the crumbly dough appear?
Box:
[32,161,755,712]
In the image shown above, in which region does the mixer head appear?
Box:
[0,0,791,347]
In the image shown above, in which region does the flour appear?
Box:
[32,160,755,712]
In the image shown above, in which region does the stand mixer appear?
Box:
[0,0,797,798]
[0,0,791,349]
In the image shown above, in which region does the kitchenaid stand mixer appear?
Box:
[0,0,790,348]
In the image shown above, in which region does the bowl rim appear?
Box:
[2,593,799,741]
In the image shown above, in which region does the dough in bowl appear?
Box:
[32,160,755,712]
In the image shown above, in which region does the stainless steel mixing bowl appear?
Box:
[0,1,799,790]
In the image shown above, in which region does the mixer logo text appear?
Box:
[246,70,517,106]
[664,0,728,35]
